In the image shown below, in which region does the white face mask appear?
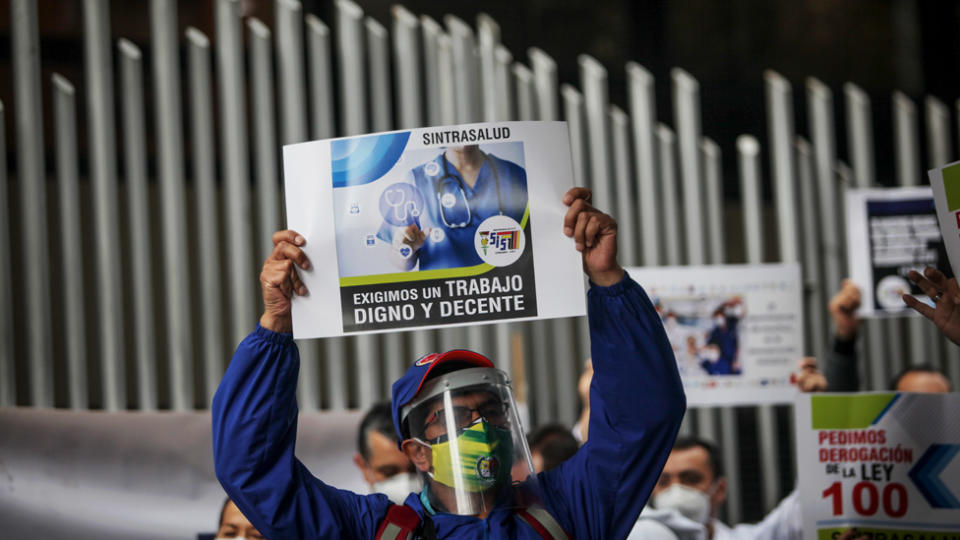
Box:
[373,472,423,504]
[653,484,712,524]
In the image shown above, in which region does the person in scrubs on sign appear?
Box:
[378,144,528,271]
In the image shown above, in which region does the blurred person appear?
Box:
[824,279,863,391]
[353,401,421,503]
[212,187,686,538]
[889,363,952,392]
[216,498,265,540]
[527,424,580,473]
[903,266,960,346]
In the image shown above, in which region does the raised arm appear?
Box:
[212,231,390,539]
[537,188,686,539]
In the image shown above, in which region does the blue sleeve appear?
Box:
[536,273,686,539]
[212,325,392,540]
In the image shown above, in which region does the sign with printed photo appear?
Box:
[846,187,951,316]
[625,263,803,406]
[282,121,586,338]
[796,392,960,539]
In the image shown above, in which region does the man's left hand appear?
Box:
[563,187,624,287]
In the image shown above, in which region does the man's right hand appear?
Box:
[259,230,311,334]
[829,279,862,341]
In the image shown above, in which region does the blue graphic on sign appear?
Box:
[909,444,960,509]
[379,183,424,227]
[332,131,411,188]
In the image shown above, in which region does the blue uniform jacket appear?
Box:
[212,274,686,539]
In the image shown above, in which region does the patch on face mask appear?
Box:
[475,454,500,479]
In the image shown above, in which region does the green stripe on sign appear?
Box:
[943,163,960,212]
[811,394,897,430]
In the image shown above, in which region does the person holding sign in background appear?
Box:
[212,187,686,539]
[378,144,528,271]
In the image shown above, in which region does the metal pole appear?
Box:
[893,91,927,368]
[84,0,124,410]
[335,0,367,135]
[249,19,282,263]
[702,139,724,267]
[925,96,954,371]
[563,85,592,364]
[795,137,828,370]
[445,15,481,124]
[53,74,88,410]
[217,0,256,347]
[306,14,336,139]
[627,62,660,266]
[477,14,500,122]
[420,16,443,127]
[392,6,422,130]
[657,124,682,266]
[514,63,535,121]
[529,48,559,122]
[437,33,456,124]
[738,136,764,266]
[118,41,158,411]
[579,55,611,208]
[275,0,309,144]
[366,17,392,133]
[152,0,193,410]
[0,101,13,406]
[807,78,843,306]
[494,46,514,122]
[844,82,884,391]
[186,28,226,407]
[672,69,705,265]
[610,105,638,265]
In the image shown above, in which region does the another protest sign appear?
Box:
[626,263,803,406]
[929,161,960,280]
[282,121,586,338]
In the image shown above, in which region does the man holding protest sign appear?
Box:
[212,187,686,539]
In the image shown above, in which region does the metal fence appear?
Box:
[4,0,959,523]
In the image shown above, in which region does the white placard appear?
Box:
[796,392,960,538]
[626,263,803,406]
[282,121,586,338]
[929,161,960,280]
[846,187,946,316]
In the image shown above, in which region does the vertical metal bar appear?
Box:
[738,136,764,266]
[579,55,611,206]
[324,337,348,410]
[702,139,724,267]
[420,16,443,126]
[217,0,256,347]
[152,0,193,410]
[248,19,282,263]
[437,33,456,124]
[0,101,13,406]
[275,0,309,144]
[795,137,828,371]
[844,83,884,391]
[807,78,843,306]
[610,106,637,265]
[392,6,422,130]
[384,332,404,394]
[186,28,226,407]
[529,48,559,122]
[627,63,660,266]
[84,0,124,410]
[53,74,87,410]
[562,85,588,187]
[763,70,799,509]
[514,64,535,121]
[445,15,481,124]
[118,41,158,411]
[673,68,705,265]
[924,96,953,371]
[477,14,500,122]
[893,91,927,369]
[494,46,514,122]
[335,0,367,135]
[306,14,336,139]
[356,331,378,409]
[657,124,682,266]
[366,18,392,133]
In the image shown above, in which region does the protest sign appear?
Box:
[929,161,960,280]
[282,121,586,338]
[846,187,949,316]
[796,392,960,539]
[625,263,803,406]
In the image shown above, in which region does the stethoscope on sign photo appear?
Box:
[434,153,504,228]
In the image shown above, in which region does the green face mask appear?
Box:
[427,419,514,492]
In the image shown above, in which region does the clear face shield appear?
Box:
[402,367,539,516]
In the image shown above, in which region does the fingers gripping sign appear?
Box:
[261,230,312,334]
[562,187,624,287]
[903,266,960,346]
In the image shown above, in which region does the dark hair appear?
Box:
[888,364,951,391]
[217,497,231,529]
[672,436,724,480]
[357,401,397,458]
[527,424,579,472]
